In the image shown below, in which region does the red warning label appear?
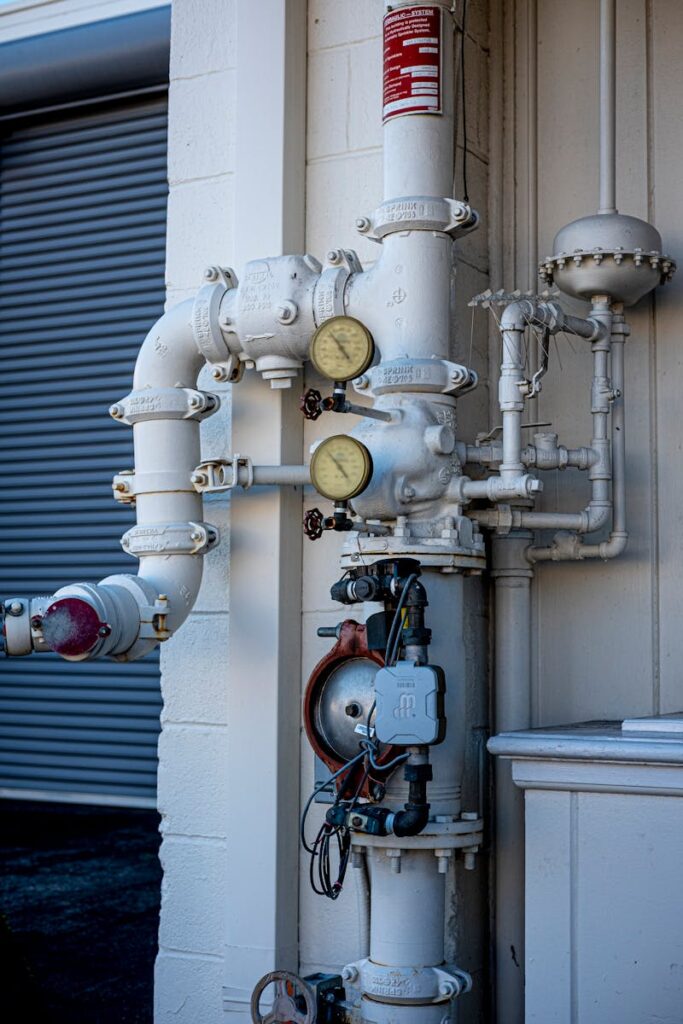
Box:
[383,5,443,123]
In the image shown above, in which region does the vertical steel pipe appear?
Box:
[598,0,617,214]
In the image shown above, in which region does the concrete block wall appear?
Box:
[155,1,236,1020]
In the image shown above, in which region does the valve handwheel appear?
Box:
[250,970,316,1024]
[303,508,325,540]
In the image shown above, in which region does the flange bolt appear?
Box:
[356,217,371,233]
[30,615,43,630]
[7,601,24,617]
[109,404,124,419]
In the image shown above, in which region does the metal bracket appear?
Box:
[191,455,254,494]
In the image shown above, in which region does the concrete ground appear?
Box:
[0,799,161,1023]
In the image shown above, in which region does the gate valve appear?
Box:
[300,387,323,420]
[250,971,316,1024]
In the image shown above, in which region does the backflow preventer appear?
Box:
[1,2,675,1022]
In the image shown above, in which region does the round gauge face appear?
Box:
[310,435,373,502]
[309,315,375,382]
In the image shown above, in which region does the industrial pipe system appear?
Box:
[1,2,676,1022]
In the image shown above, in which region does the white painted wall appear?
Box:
[499,0,683,728]
[155,1,236,1019]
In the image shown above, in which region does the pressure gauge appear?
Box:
[309,316,375,382]
[310,435,373,501]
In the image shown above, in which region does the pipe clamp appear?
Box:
[121,522,219,557]
[366,197,479,239]
[111,387,220,425]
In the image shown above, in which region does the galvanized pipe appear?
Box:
[598,0,617,214]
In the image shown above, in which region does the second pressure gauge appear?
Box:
[310,435,373,501]
[309,316,375,382]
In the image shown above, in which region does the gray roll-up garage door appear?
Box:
[0,96,168,805]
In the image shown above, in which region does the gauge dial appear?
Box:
[309,316,375,382]
[310,435,373,501]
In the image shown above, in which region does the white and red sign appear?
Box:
[383,5,443,123]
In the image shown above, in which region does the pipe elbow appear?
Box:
[501,299,535,332]
[584,501,612,533]
[392,802,430,838]
[134,298,204,390]
[599,531,628,560]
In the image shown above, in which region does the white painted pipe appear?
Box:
[369,848,445,965]
[491,533,533,1024]
[7,300,218,661]
[382,1,455,201]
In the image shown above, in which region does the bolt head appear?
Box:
[7,601,24,617]
[356,217,370,232]
[204,267,218,281]
[30,615,43,629]
[98,624,112,638]
[109,404,123,419]
[190,530,203,542]
[191,472,206,487]
[327,249,342,265]
[189,394,202,409]
[354,375,369,390]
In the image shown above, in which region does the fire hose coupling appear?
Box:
[109,386,220,425]
[121,522,219,558]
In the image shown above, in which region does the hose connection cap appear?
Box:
[41,598,108,658]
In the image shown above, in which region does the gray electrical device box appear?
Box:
[374,662,446,746]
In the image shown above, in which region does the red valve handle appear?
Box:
[303,507,325,541]
[299,388,323,421]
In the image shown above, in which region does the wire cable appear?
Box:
[460,0,469,203]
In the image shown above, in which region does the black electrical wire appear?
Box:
[303,574,420,899]
[458,0,471,205]
[384,573,418,667]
